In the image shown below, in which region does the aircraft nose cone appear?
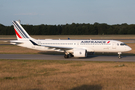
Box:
[127,46,132,51]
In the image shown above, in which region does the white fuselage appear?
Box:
[16,39,132,53]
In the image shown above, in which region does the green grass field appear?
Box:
[0,60,135,90]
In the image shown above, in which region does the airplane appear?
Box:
[10,21,132,59]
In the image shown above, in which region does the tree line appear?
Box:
[0,22,135,35]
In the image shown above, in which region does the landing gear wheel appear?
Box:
[118,56,121,59]
[118,54,122,59]
[69,53,74,57]
[64,52,74,59]
[64,54,69,58]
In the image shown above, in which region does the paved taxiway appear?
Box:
[0,54,135,62]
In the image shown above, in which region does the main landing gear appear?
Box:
[64,53,74,58]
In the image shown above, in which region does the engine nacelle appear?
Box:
[73,49,87,57]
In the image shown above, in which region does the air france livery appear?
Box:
[10,21,132,59]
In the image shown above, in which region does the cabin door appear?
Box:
[112,42,116,49]
[75,42,80,46]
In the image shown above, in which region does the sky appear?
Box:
[0,0,135,26]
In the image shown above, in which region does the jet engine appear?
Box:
[73,49,87,57]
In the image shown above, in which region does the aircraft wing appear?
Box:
[41,45,73,50]
[29,40,73,50]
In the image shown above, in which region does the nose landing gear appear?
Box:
[118,52,122,59]
[118,54,121,59]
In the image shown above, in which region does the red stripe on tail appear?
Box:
[14,29,22,39]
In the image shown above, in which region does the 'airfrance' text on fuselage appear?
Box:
[81,41,109,44]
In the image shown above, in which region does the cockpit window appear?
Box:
[120,43,127,46]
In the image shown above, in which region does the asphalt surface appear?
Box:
[0,54,135,62]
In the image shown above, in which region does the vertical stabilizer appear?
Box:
[12,21,32,40]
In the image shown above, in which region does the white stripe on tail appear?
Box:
[12,21,32,40]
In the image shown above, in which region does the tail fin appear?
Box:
[12,21,32,40]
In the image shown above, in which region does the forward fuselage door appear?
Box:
[77,42,79,46]
[112,42,116,49]
[75,42,80,47]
